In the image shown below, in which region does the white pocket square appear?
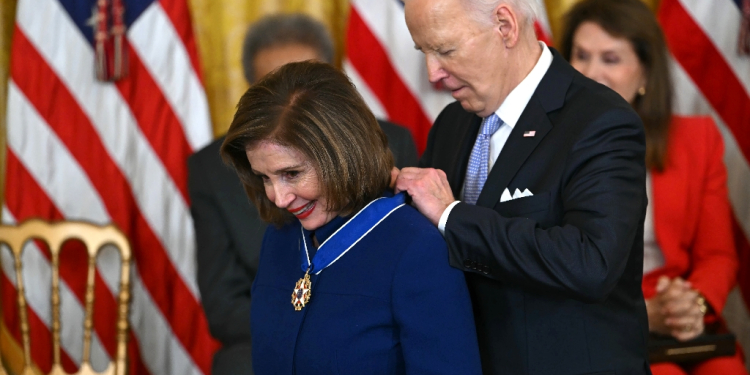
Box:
[500,188,533,202]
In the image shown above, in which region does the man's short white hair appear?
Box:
[462,0,540,28]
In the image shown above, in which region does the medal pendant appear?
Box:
[291,272,312,311]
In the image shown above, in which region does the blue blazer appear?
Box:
[250,201,482,375]
[188,122,417,374]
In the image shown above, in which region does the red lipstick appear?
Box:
[288,201,316,219]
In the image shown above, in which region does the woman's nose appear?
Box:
[581,62,605,85]
[268,184,294,208]
[575,60,592,76]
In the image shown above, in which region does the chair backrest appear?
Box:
[0,219,132,375]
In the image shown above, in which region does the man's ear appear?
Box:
[494,3,519,48]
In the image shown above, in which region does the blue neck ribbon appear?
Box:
[300,192,406,274]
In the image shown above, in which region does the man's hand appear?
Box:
[394,167,456,226]
[389,167,400,189]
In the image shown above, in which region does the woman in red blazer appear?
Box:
[645,116,737,328]
[561,0,745,374]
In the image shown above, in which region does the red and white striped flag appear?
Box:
[345,0,553,154]
[3,0,219,373]
[658,0,750,359]
[534,0,553,46]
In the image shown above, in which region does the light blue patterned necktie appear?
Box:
[464,114,502,205]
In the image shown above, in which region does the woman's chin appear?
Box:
[298,212,338,231]
[299,220,323,231]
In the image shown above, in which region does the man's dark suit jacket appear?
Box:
[188,120,417,375]
[420,49,651,375]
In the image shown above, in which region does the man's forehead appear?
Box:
[405,0,463,18]
[407,0,481,47]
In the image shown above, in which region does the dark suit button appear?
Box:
[463,259,472,269]
[470,261,479,270]
[482,266,490,275]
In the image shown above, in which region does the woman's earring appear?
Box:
[638,86,646,96]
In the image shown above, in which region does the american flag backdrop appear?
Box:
[344,0,552,154]
[5,0,747,372]
[658,0,750,360]
[2,0,218,374]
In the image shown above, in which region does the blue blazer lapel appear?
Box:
[475,48,573,208]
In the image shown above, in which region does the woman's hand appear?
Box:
[647,276,706,341]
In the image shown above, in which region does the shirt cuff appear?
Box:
[438,201,461,235]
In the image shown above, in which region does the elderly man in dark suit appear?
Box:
[395,0,652,374]
[188,13,418,375]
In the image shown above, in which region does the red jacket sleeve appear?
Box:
[685,117,738,315]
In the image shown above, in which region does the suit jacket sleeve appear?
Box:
[445,108,647,303]
[684,118,738,313]
[188,150,253,344]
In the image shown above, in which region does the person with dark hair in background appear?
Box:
[561,0,746,374]
[221,61,481,375]
[187,13,418,374]
[394,0,651,373]
[239,13,334,85]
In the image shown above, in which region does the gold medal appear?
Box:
[291,271,312,311]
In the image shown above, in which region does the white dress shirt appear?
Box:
[643,173,665,274]
[438,43,553,234]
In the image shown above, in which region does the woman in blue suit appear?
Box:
[220,61,482,375]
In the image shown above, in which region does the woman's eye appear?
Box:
[603,54,621,64]
[285,171,299,179]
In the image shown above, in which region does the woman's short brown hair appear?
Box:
[220,61,394,226]
[559,0,673,171]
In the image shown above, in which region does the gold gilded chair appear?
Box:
[0,219,132,375]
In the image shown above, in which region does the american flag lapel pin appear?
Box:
[523,130,536,137]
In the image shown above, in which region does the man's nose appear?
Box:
[426,55,448,83]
